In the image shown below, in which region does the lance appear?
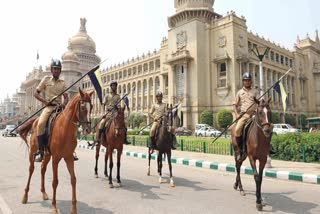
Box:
[211,68,292,144]
[10,59,108,134]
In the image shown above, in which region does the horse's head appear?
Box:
[254,97,272,138]
[78,89,94,135]
[112,106,126,137]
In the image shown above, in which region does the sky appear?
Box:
[0,0,319,102]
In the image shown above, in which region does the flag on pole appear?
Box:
[36,50,39,60]
[123,96,130,111]
[88,67,103,104]
[172,103,182,119]
[273,80,288,112]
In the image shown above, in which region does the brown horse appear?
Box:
[18,89,93,214]
[231,97,272,211]
[147,108,175,187]
[94,106,126,188]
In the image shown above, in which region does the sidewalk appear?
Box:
[77,141,320,185]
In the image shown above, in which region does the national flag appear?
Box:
[172,103,182,119]
[88,67,103,104]
[273,80,288,112]
[36,50,39,60]
[123,96,130,111]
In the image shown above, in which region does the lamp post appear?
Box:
[252,45,272,168]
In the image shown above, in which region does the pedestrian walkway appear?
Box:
[77,141,320,185]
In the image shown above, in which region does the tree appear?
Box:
[285,114,296,126]
[200,110,213,126]
[128,113,145,128]
[271,112,281,124]
[216,109,233,128]
[298,114,307,128]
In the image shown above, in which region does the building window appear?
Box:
[270,51,274,61]
[248,41,252,50]
[285,57,288,66]
[217,62,227,88]
[289,59,293,68]
[133,67,136,76]
[280,55,284,65]
[275,53,279,63]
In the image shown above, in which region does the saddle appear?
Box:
[241,116,254,146]
[44,106,63,152]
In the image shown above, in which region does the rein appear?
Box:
[62,98,92,127]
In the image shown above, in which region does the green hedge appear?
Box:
[271,133,320,162]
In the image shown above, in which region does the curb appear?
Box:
[77,144,320,185]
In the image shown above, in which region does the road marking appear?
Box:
[0,194,12,214]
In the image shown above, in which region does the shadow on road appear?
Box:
[41,200,112,214]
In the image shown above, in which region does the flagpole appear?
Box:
[10,58,108,134]
[210,68,292,144]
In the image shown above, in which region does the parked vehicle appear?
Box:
[2,124,17,137]
[273,123,299,135]
[195,124,211,132]
[175,127,192,136]
[196,127,222,137]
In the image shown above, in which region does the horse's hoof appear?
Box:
[233,183,238,190]
[170,181,175,187]
[109,184,114,188]
[256,203,263,211]
[42,192,49,200]
[117,182,122,187]
[159,177,163,183]
[147,169,150,176]
[240,190,246,196]
[52,208,58,214]
[95,174,99,178]
[70,207,77,214]
[21,195,28,204]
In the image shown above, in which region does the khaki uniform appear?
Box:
[149,102,167,137]
[233,87,259,137]
[98,93,121,129]
[36,76,67,135]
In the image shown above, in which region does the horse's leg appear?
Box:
[65,157,78,214]
[147,147,152,176]
[116,148,122,186]
[104,149,108,177]
[40,154,51,200]
[167,150,175,187]
[94,142,101,178]
[256,157,267,211]
[234,159,246,196]
[158,152,163,183]
[51,157,61,214]
[22,152,35,204]
[108,149,114,188]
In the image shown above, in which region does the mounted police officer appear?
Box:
[149,91,176,151]
[233,72,260,161]
[33,59,69,162]
[96,80,131,145]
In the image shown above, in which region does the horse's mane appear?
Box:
[64,93,81,110]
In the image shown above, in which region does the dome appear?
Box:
[62,50,79,61]
[174,0,214,13]
[68,18,96,52]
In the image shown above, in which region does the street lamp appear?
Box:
[252,45,272,168]
[252,46,270,96]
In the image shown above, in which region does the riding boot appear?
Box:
[236,136,243,161]
[171,134,177,150]
[34,134,46,162]
[124,128,131,145]
[149,136,156,150]
[269,144,277,155]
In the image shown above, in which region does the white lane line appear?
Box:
[0,194,12,214]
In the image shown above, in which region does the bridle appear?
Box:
[62,97,93,128]
[112,108,126,131]
[253,102,271,130]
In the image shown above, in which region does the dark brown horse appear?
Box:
[231,97,272,211]
[94,106,126,188]
[18,89,93,214]
[147,109,175,187]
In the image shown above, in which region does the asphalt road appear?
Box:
[0,136,319,214]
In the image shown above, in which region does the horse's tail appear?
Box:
[17,118,37,147]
